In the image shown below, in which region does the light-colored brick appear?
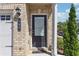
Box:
[0,3,54,56]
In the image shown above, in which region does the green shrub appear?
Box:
[67,4,79,56]
[57,36,64,50]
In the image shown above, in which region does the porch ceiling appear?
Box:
[28,3,52,10]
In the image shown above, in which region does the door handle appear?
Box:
[5,45,13,47]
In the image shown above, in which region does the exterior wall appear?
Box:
[28,4,53,50]
[0,3,54,56]
[13,4,32,56]
[0,3,31,56]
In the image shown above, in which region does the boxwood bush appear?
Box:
[57,36,64,50]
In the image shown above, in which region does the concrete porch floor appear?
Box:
[31,53,64,56]
[31,53,51,56]
[31,47,52,56]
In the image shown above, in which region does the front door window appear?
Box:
[32,15,47,47]
[34,17,44,36]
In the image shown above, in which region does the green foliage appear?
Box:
[77,23,79,32]
[63,22,70,56]
[57,22,65,31]
[78,28,79,32]
[63,4,79,56]
[57,36,64,50]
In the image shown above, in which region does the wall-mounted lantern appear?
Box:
[13,7,22,32]
[14,7,21,21]
[15,7,21,16]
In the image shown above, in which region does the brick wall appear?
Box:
[0,3,54,56]
[28,4,53,50]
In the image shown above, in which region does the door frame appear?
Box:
[0,10,13,56]
[31,13,48,48]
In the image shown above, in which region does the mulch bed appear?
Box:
[58,48,64,55]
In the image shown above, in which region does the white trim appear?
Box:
[54,3,57,56]
[52,4,57,56]
[54,4,57,56]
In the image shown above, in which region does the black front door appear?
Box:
[32,15,47,47]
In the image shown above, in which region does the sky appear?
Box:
[57,3,79,23]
